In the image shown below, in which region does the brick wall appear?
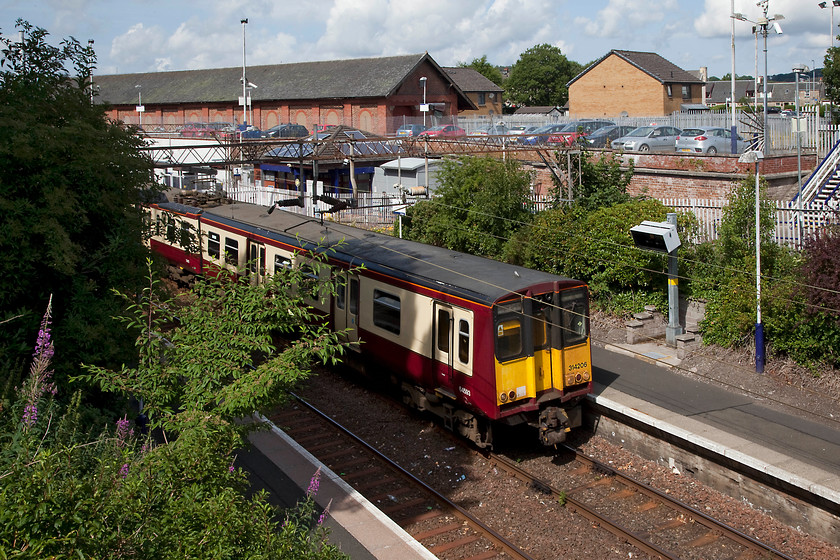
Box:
[521,151,817,201]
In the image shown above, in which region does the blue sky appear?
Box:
[0,0,834,79]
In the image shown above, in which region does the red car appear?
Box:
[547,120,614,146]
[417,124,466,138]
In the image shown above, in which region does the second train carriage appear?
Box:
[147,200,593,448]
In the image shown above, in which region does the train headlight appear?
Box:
[508,390,516,401]
[499,392,508,403]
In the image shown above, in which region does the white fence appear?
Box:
[224,184,838,249]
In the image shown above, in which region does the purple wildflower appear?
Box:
[307,467,321,497]
[120,463,130,479]
[317,499,333,526]
[22,404,38,427]
[116,416,133,442]
[21,298,57,429]
[229,464,235,473]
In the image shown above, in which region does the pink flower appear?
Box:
[307,467,321,497]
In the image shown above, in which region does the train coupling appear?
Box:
[538,406,574,446]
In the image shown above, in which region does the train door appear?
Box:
[532,294,556,393]
[433,303,456,390]
[333,271,360,351]
[247,241,266,283]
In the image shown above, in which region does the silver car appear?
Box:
[611,125,682,152]
[675,127,749,154]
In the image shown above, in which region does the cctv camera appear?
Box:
[773,21,783,34]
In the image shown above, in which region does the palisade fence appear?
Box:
[225,183,838,249]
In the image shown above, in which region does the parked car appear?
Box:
[516,123,568,145]
[508,125,540,135]
[471,123,509,136]
[417,124,466,138]
[611,125,682,152]
[675,127,749,154]
[395,124,428,137]
[179,122,209,137]
[547,120,615,145]
[263,123,309,138]
[584,125,637,148]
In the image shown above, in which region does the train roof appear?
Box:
[160,201,584,306]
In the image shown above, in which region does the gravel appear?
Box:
[290,346,840,560]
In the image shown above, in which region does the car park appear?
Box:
[396,124,428,137]
[547,120,614,146]
[675,127,749,154]
[263,123,309,138]
[584,125,637,148]
[611,125,682,152]
[508,125,540,136]
[417,124,466,138]
[516,123,567,145]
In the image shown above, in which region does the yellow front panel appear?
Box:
[495,356,536,405]
[552,343,592,390]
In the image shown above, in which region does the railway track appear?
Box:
[488,446,797,560]
[268,394,535,560]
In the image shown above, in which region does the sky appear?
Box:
[0,0,836,81]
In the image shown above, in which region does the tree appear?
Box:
[457,55,504,86]
[403,156,534,259]
[551,149,635,212]
[504,44,582,107]
[824,45,840,115]
[0,20,157,380]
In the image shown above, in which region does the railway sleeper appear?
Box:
[401,383,493,449]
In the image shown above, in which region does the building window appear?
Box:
[373,289,401,335]
[682,85,690,99]
[477,92,486,106]
[667,85,673,98]
[208,231,220,259]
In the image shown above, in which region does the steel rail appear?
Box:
[287,392,537,560]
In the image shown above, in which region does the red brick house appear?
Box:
[567,50,705,117]
[94,53,474,135]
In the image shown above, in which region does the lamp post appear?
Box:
[730,0,738,154]
[419,76,428,128]
[733,2,784,154]
[819,1,840,48]
[738,149,765,373]
[240,18,248,127]
[793,64,808,246]
[135,84,143,130]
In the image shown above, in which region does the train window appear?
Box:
[532,309,548,350]
[373,289,400,335]
[224,238,238,266]
[208,231,220,259]
[349,279,359,315]
[496,299,523,315]
[335,274,346,310]
[275,255,292,273]
[560,288,588,348]
[437,309,451,353]
[166,221,176,242]
[496,319,522,361]
[458,320,470,364]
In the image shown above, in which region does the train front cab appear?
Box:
[493,283,592,446]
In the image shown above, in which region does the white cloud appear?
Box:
[578,0,679,39]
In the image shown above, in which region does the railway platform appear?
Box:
[591,339,840,543]
[240,418,436,560]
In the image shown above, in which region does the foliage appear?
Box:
[79,257,349,433]
[551,148,635,212]
[504,44,582,108]
[0,20,157,380]
[799,225,840,327]
[510,199,684,314]
[403,156,534,259]
[1,288,350,558]
[823,45,840,116]
[457,55,504,86]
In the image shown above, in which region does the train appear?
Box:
[146,197,593,449]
